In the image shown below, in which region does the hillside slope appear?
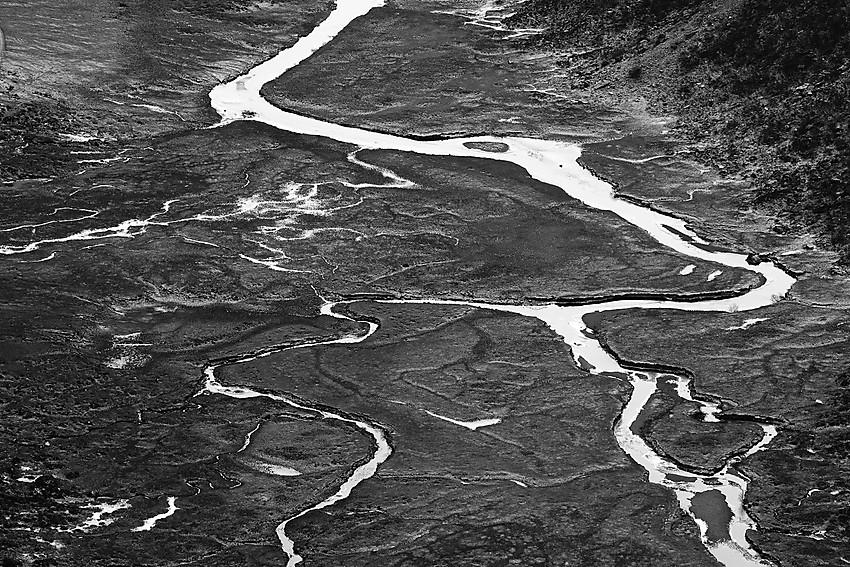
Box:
[509,0,850,265]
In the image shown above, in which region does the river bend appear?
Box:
[0,0,796,565]
[205,1,793,565]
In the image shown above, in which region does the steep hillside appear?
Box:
[510,0,850,265]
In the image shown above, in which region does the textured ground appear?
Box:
[1,1,848,567]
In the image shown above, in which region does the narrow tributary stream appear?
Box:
[198,302,390,567]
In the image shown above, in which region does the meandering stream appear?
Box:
[198,302,390,567]
[1,0,796,565]
[208,1,793,565]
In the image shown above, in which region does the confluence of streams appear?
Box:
[0,0,795,565]
[208,1,794,565]
[207,0,798,564]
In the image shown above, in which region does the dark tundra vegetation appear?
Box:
[510,0,850,264]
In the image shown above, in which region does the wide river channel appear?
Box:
[204,1,794,566]
[2,1,796,565]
